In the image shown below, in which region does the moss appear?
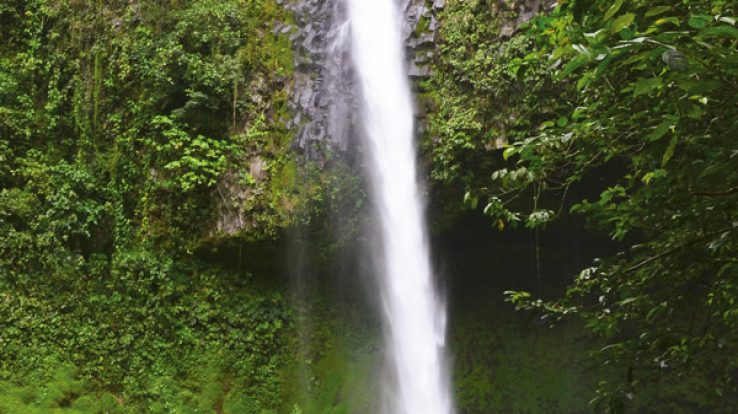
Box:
[455,321,598,412]
[0,364,127,413]
[447,296,607,414]
[274,31,295,77]
[417,15,431,34]
[280,302,382,414]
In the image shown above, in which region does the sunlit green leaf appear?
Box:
[655,16,681,26]
[557,55,588,79]
[611,13,636,34]
[604,0,624,22]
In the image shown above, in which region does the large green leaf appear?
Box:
[655,16,681,27]
[604,0,625,22]
[557,55,589,79]
[699,25,738,39]
[661,136,678,166]
[611,13,636,34]
[688,15,712,29]
[645,120,674,142]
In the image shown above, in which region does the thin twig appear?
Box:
[690,187,738,197]
[626,227,738,273]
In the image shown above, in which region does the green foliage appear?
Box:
[426,0,572,209]
[0,0,300,247]
[431,0,738,411]
[0,0,305,410]
[0,153,108,282]
[453,317,598,414]
[150,115,231,192]
[0,250,292,411]
[0,363,127,413]
[280,299,381,414]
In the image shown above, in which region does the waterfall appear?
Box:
[344,1,453,413]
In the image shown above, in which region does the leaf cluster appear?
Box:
[431,0,738,411]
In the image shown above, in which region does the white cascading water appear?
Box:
[345,1,453,413]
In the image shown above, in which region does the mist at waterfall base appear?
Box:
[345,0,453,413]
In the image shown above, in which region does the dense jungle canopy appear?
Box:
[0,0,736,413]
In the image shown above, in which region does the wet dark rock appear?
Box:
[409,33,436,50]
[282,0,449,157]
[285,0,355,158]
[409,62,431,79]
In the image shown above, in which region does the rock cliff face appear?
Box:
[283,0,552,157]
[209,0,554,239]
[405,0,445,80]
[285,0,444,158]
[283,0,344,159]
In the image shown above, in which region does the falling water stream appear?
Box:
[344,1,453,413]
